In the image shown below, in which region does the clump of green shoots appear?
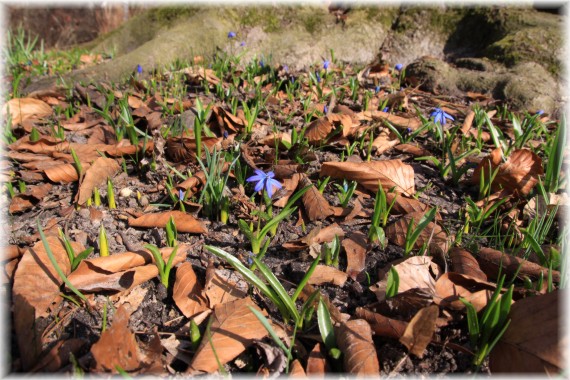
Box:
[144,244,179,288]
[369,183,397,246]
[59,228,93,271]
[404,207,437,256]
[461,275,514,369]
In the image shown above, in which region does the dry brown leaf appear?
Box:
[388,193,429,215]
[204,267,248,308]
[358,110,422,131]
[128,211,207,234]
[172,262,209,318]
[337,319,380,376]
[43,162,86,183]
[67,246,188,292]
[434,272,499,311]
[306,343,329,376]
[394,143,432,157]
[473,148,544,196]
[3,97,53,127]
[273,173,301,208]
[371,129,399,155]
[461,110,475,135]
[306,117,334,144]
[76,157,121,205]
[355,307,408,339]
[477,247,561,283]
[282,223,344,251]
[399,305,439,358]
[300,174,334,221]
[371,256,440,303]
[342,231,368,281]
[289,359,307,377]
[490,289,564,373]
[189,297,268,373]
[31,338,86,372]
[320,160,415,196]
[308,264,348,286]
[91,305,142,372]
[385,211,449,255]
[449,247,487,281]
[9,183,52,214]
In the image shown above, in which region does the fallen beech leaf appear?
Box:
[9,183,52,213]
[129,211,207,233]
[399,305,439,358]
[44,162,87,183]
[449,247,487,281]
[289,359,307,377]
[172,262,209,318]
[336,319,380,375]
[3,97,53,127]
[461,110,475,135]
[434,272,499,311]
[91,305,141,372]
[388,193,429,214]
[300,174,334,221]
[477,247,560,283]
[341,231,368,281]
[382,288,435,320]
[67,246,188,292]
[358,110,422,131]
[308,264,348,286]
[394,143,432,157]
[473,148,543,196]
[371,256,440,302]
[165,136,224,162]
[490,289,564,373]
[161,335,194,366]
[306,117,334,144]
[76,157,121,205]
[385,211,449,255]
[204,267,248,308]
[189,297,268,373]
[31,338,86,372]
[273,173,301,208]
[282,223,344,251]
[306,343,329,376]
[320,160,415,196]
[355,307,408,339]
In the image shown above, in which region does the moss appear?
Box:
[239,7,289,33]
[147,6,200,24]
[363,6,399,27]
[302,12,325,34]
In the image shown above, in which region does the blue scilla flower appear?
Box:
[240,41,246,46]
[316,71,321,83]
[382,107,389,113]
[247,169,282,198]
[136,64,143,75]
[536,110,545,116]
[323,105,328,114]
[375,85,381,94]
[228,31,236,39]
[323,60,330,70]
[395,63,403,71]
[178,189,185,201]
[430,108,454,125]
[259,60,265,68]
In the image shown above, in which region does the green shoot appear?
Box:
[58,228,93,271]
[107,178,116,209]
[385,266,400,298]
[404,207,437,256]
[144,244,179,289]
[165,216,178,248]
[99,224,109,257]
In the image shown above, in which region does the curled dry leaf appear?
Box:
[91,305,142,373]
[387,192,429,215]
[289,359,307,377]
[399,305,439,358]
[172,262,209,318]
[282,223,344,251]
[394,143,432,158]
[434,272,501,311]
[371,129,399,155]
[189,297,268,373]
[76,156,121,205]
[490,289,564,373]
[355,307,408,339]
[477,247,560,283]
[336,319,380,376]
[472,148,543,196]
[381,288,435,320]
[320,160,415,196]
[308,264,348,286]
[300,174,334,221]
[370,256,440,303]
[273,173,301,208]
[449,247,487,281]
[385,211,449,255]
[306,343,329,376]
[128,211,207,234]
[9,183,52,214]
[341,231,368,281]
[44,162,90,183]
[305,117,334,144]
[358,110,422,132]
[204,266,248,308]
[3,97,53,127]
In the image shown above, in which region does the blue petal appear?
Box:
[247,174,264,183]
[266,171,275,179]
[266,178,282,198]
[254,180,265,193]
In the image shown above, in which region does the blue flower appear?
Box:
[323,105,328,114]
[228,31,236,39]
[323,60,330,70]
[382,107,389,113]
[223,130,229,139]
[136,64,143,75]
[395,63,403,71]
[536,110,544,115]
[283,65,289,72]
[430,108,454,125]
[259,60,265,68]
[316,71,321,83]
[240,41,246,46]
[178,189,185,201]
[375,85,381,94]
[247,169,282,198]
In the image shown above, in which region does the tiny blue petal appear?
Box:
[382,107,389,113]
[536,110,545,115]
[283,65,289,72]
[323,60,330,70]
[228,31,236,38]
[316,71,321,83]
[240,41,246,46]
[375,85,381,94]
[323,105,328,114]
[178,189,184,201]
[430,108,454,125]
[395,63,403,71]
[259,60,264,68]
[136,64,143,74]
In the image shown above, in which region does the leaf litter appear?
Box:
[2,29,566,377]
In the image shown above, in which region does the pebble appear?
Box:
[139,195,149,207]
[120,188,133,198]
